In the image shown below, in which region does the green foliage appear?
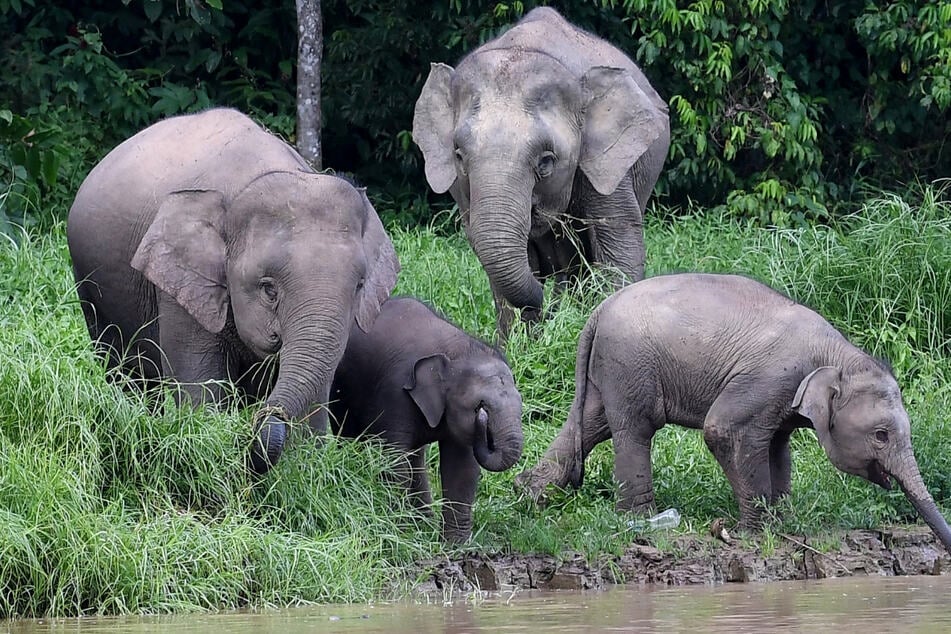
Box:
[3,1,949,226]
[856,2,951,114]
[0,110,64,233]
[600,0,949,221]
[619,0,827,218]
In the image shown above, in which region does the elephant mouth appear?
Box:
[251,338,282,359]
[868,460,892,490]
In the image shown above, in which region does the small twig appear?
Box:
[780,533,853,576]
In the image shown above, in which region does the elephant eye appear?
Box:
[260,278,278,303]
[536,152,556,179]
[875,430,889,443]
[356,277,365,292]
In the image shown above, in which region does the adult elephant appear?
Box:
[413,7,669,337]
[68,108,400,474]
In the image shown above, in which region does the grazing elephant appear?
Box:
[68,108,400,474]
[413,7,670,337]
[329,296,523,542]
[515,273,951,554]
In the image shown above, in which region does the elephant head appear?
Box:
[412,54,667,314]
[405,353,523,472]
[793,362,951,555]
[131,172,399,473]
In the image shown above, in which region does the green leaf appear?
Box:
[40,150,59,187]
[142,0,162,22]
[24,146,40,181]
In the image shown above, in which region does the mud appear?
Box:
[411,526,948,594]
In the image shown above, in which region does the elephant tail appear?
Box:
[567,301,604,489]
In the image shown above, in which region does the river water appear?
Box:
[9,575,951,633]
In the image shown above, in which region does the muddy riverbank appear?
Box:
[411,526,949,594]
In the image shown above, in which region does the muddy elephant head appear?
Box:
[794,362,951,554]
[412,53,667,314]
[131,172,399,473]
[405,353,523,472]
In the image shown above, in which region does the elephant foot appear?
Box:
[616,489,655,514]
[441,527,471,544]
[249,414,288,475]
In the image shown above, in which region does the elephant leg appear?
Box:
[157,292,231,406]
[769,429,793,504]
[524,238,552,326]
[515,381,611,503]
[581,171,645,284]
[702,383,783,530]
[407,446,434,511]
[530,232,583,321]
[392,446,433,513]
[438,440,481,543]
[600,380,660,514]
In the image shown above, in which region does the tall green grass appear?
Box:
[0,185,949,616]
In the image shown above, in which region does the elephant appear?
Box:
[329,296,524,542]
[412,7,670,337]
[67,108,400,474]
[515,273,951,554]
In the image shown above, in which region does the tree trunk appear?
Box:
[296,0,322,169]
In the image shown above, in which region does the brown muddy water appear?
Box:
[9,575,951,633]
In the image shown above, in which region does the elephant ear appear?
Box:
[405,354,450,429]
[355,189,400,332]
[412,62,457,194]
[792,366,842,433]
[580,66,668,196]
[130,190,228,333]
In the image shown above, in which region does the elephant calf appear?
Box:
[330,296,524,543]
[516,273,951,554]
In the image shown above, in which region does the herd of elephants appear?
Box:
[64,8,951,550]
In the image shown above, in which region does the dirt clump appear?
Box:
[411,526,948,594]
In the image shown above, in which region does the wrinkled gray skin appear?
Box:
[413,7,669,338]
[330,297,523,543]
[516,273,951,554]
[68,108,400,474]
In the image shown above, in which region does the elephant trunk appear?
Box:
[250,299,347,474]
[467,172,544,312]
[473,405,524,473]
[889,451,951,556]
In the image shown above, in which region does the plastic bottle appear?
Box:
[647,508,681,529]
[626,508,681,531]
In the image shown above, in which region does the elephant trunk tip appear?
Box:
[249,413,288,475]
[473,409,524,473]
[893,466,951,557]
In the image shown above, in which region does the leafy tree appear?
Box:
[0,0,948,231]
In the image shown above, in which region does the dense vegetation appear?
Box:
[2,0,949,231]
[1,186,949,616]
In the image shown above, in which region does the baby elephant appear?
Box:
[516,273,951,554]
[330,296,524,543]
